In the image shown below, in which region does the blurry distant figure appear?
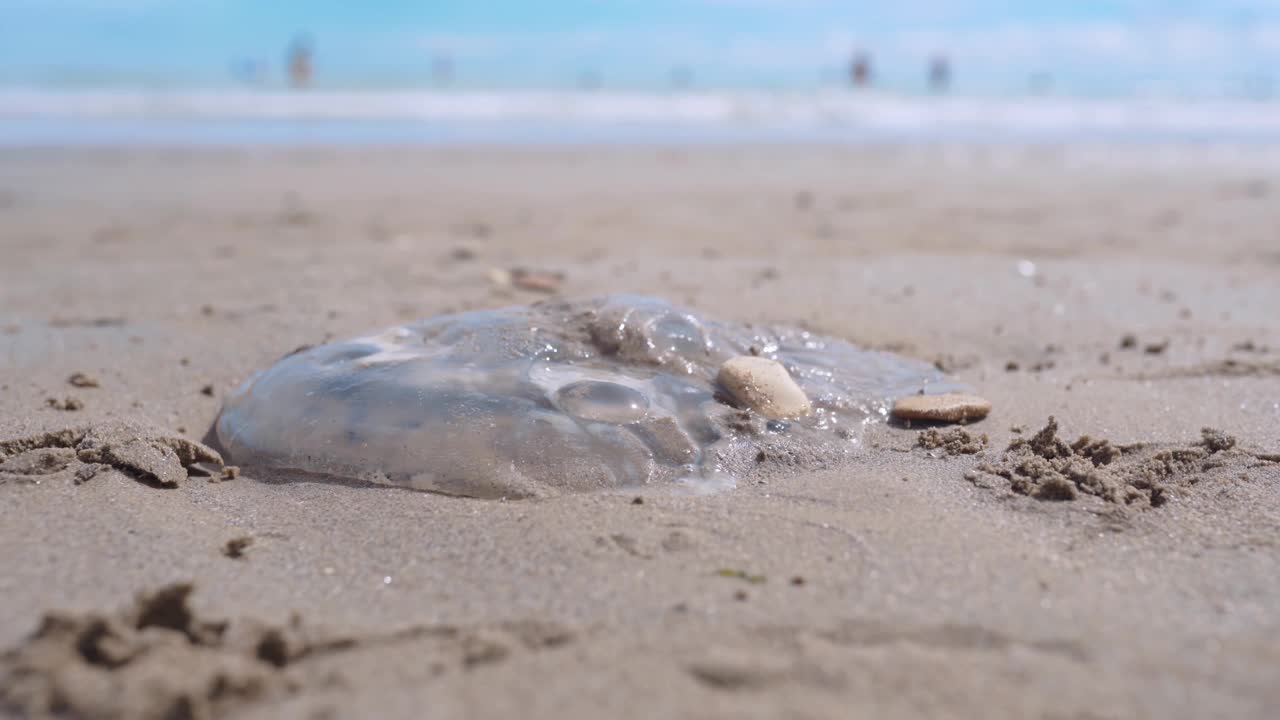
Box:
[669,65,694,90]
[1028,72,1054,95]
[850,52,872,88]
[1257,75,1275,101]
[1241,73,1274,101]
[287,35,313,90]
[231,59,267,86]
[928,55,950,94]
[431,54,454,87]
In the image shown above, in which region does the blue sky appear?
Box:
[2,1,1279,96]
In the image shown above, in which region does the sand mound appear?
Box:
[0,583,575,720]
[975,418,1270,508]
[0,421,221,488]
[0,583,297,720]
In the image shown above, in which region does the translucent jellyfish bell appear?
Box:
[215,296,958,498]
[554,381,650,424]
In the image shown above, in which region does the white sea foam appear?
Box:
[3,88,1280,142]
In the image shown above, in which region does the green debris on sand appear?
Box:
[716,568,767,584]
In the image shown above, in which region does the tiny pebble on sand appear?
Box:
[67,372,99,388]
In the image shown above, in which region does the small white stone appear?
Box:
[716,356,812,419]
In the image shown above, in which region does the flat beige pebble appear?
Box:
[892,393,992,423]
[716,356,812,419]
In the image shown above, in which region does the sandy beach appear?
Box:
[2,144,1279,719]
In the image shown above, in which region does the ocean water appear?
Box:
[4,88,1280,145]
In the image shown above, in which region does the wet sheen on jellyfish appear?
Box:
[215,296,958,498]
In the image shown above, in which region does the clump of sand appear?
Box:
[0,421,221,488]
[0,583,576,720]
[0,583,299,720]
[976,418,1255,507]
[917,428,989,456]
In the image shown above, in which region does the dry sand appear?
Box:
[1,144,1279,719]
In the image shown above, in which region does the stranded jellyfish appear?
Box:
[215,296,958,498]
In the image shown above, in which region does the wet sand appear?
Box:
[2,144,1279,719]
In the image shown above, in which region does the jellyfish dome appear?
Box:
[215,296,956,498]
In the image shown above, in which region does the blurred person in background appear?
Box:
[850,51,872,88]
[287,34,313,89]
[929,55,951,94]
[432,54,454,87]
